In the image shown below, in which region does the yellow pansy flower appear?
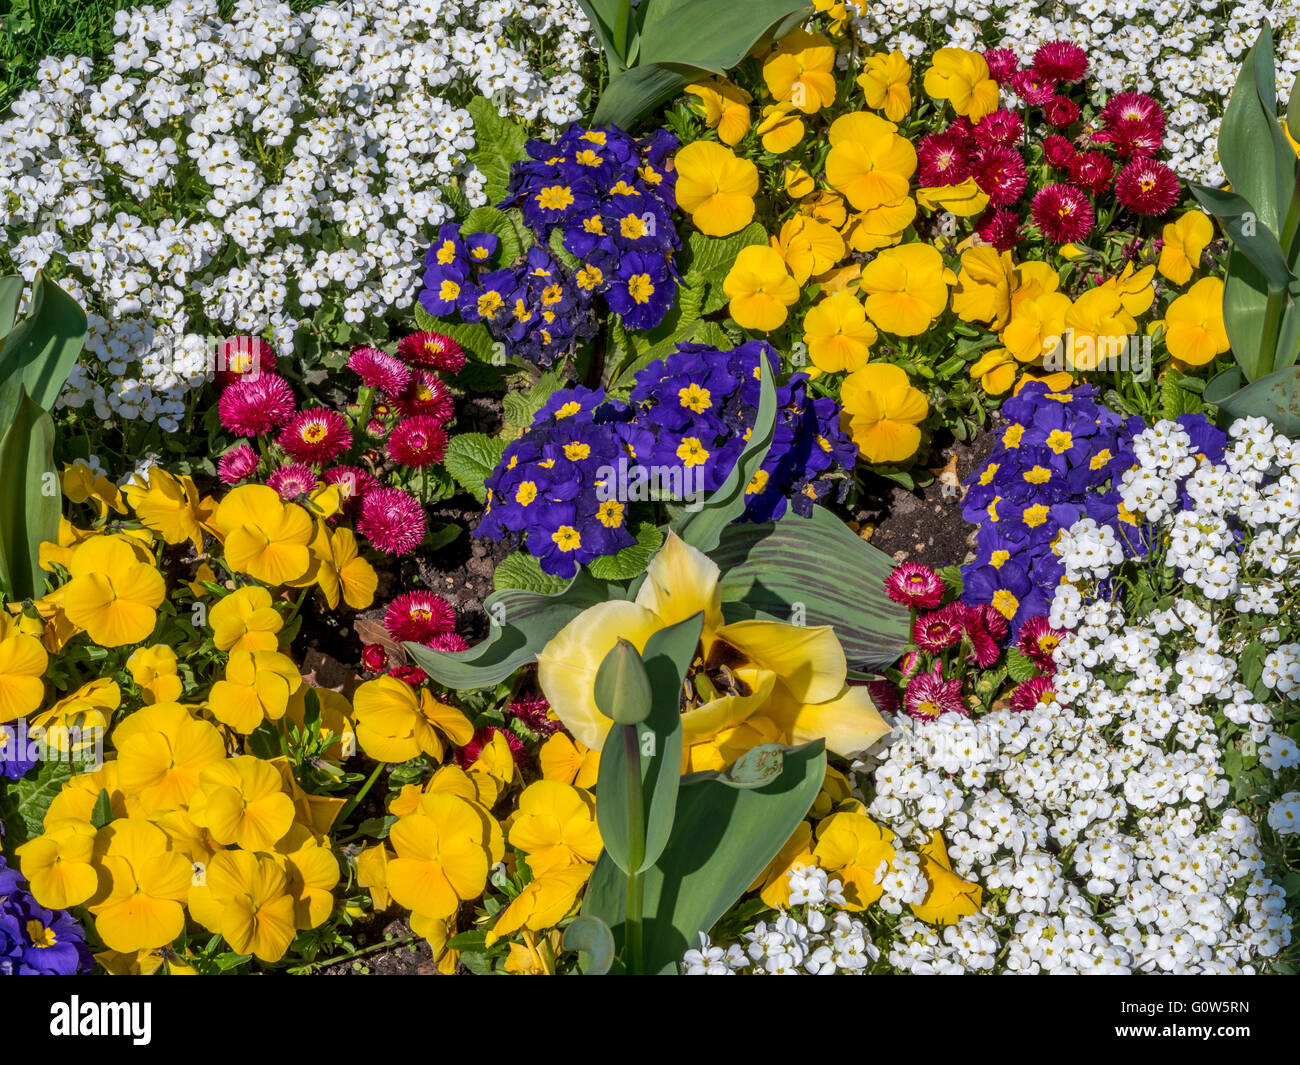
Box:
[1157,210,1214,286]
[61,460,127,518]
[1163,277,1230,366]
[910,831,982,925]
[858,244,955,335]
[771,213,845,285]
[214,484,315,586]
[387,792,501,922]
[722,245,800,332]
[784,162,815,199]
[538,732,600,788]
[352,674,474,762]
[16,818,99,909]
[87,818,192,953]
[125,645,183,704]
[29,678,120,757]
[61,535,166,647]
[673,140,758,237]
[208,649,302,733]
[857,50,911,121]
[756,102,806,154]
[762,29,837,114]
[209,585,284,653]
[112,701,225,813]
[951,246,1015,330]
[824,111,916,212]
[122,467,212,551]
[507,780,602,877]
[0,614,48,723]
[915,177,990,216]
[970,347,1019,395]
[923,48,1000,120]
[188,849,298,962]
[485,865,591,947]
[812,810,897,909]
[840,195,917,253]
[684,77,752,146]
[803,290,877,373]
[189,755,297,851]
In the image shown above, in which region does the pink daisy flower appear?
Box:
[428,632,468,652]
[1009,69,1057,106]
[916,129,972,187]
[1009,674,1057,713]
[1042,134,1078,169]
[973,145,1028,206]
[267,463,317,500]
[978,208,1023,250]
[1017,615,1066,672]
[348,347,413,398]
[903,665,967,722]
[387,415,449,468]
[885,562,946,609]
[973,108,1023,148]
[508,692,560,735]
[1031,41,1088,83]
[214,336,277,389]
[1068,150,1115,194]
[1114,158,1179,215]
[912,603,965,652]
[1030,184,1094,243]
[397,371,456,421]
[217,442,259,484]
[360,644,389,673]
[323,465,378,513]
[1100,91,1165,132]
[384,591,456,644]
[983,48,1020,83]
[865,679,901,715]
[455,726,527,771]
[1043,95,1081,128]
[358,487,426,555]
[218,372,296,436]
[397,331,466,373]
[389,665,428,687]
[279,407,352,464]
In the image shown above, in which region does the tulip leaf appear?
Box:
[1203,363,1300,437]
[1187,184,1294,290]
[0,275,23,338]
[1289,73,1300,144]
[576,0,633,72]
[0,271,87,423]
[712,505,911,671]
[583,739,826,973]
[562,915,616,975]
[680,742,787,789]
[672,351,777,554]
[0,386,60,602]
[406,570,622,689]
[595,611,701,875]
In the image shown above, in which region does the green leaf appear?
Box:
[672,352,777,554]
[583,739,825,974]
[90,788,114,829]
[466,96,527,205]
[0,271,87,422]
[1289,71,1300,144]
[587,522,664,580]
[1187,184,1294,289]
[1005,648,1038,684]
[0,758,72,843]
[442,432,507,504]
[576,0,633,73]
[412,304,500,365]
[0,275,23,338]
[1203,363,1300,437]
[461,205,529,266]
[406,570,620,690]
[681,743,789,789]
[0,387,60,601]
[683,221,767,279]
[503,370,565,432]
[595,612,701,876]
[493,550,570,594]
[563,915,616,974]
[712,506,911,671]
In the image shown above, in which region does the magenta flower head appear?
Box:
[384,590,456,644]
[266,462,317,501]
[217,442,259,484]
[218,372,296,436]
[279,407,351,464]
[214,336,277,388]
[358,487,426,555]
[978,208,1022,251]
[1017,615,1066,671]
[982,47,1020,83]
[886,562,946,610]
[397,331,466,373]
[1042,134,1077,170]
[323,465,378,513]
[904,664,967,722]
[1009,68,1057,106]
[973,108,1023,148]
[397,370,455,421]
[1031,41,1088,84]
[427,631,469,652]
[973,144,1028,206]
[1114,158,1179,216]
[1030,184,1095,244]
[387,415,449,468]
[1009,674,1057,713]
[1043,95,1081,128]
[349,347,413,398]
[508,693,559,734]
[912,602,965,652]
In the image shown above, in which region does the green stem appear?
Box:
[336,760,386,825]
[353,385,376,457]
[285,934,417,975]
[1256,283,1289,378]
[623,723,645,974]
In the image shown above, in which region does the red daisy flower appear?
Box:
[982,47,1020,82]
[214,336,277,389]
[1042,134,1078,169]
[217,442,259,484]
[978,208,1023,250]
[357,487,426,555]
[912,602,965,652]
[1101,119,1164,158]
[1100,91,1165,132]
[917,129,972,187]
[1114,158,1179,215]
[973,145,1028,206]
[384,590,456,643]
[1031,41,1088,83]
[397,370,456,421]
[1017,615,1066,671]
[972,602,1009,644]
[279,407,351,464]
[323,465,378,513]
[885,562,946,609]
[1030,184,1094,243]
[903,665,967,722]
[865,679,901,715]
[1009,674,1057,713]
[1009,69,1057,105]
[508,693,559,735]
[266,462,317,500]
[389,665,428,687]
[397,331,466,373]
[973,108,1023,148]
[360,643,389,672]
[218,373,296,436]
[348,346,413,398]
[427,631,468,652]
[455,726,527,771]
[1043,95,1081,128]
[1068,150,1115,194]
[387,415,449,468]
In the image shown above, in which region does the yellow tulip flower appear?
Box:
[189,755,297,851]
[209,585,284,653]
[112,701,225,814]
[61,535,167,647]
[762,30,837,114]
[723,244,801,332]
[803,290,877,373]
[684,77,752,146]
[824,111,916,212]
[387,792,500,922]
[858,244,955,336]
[840,362,930,463]
[352,674,474,762]
[1157,210,1214,286]
[214,484,315,586]
[857,50,912,122]
[673,140,759,237]
[1163,277,1230,366]
[537,532,889,767]
[16,818,99,909]
[208,649,302,733]
[0,615,48,723]
[125,644,183,704]
[88,818,192,953]
[923,48,1000,120]
[507,780,602,877]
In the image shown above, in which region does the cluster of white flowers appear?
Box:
[842,0,1300,183]
[683,866,882,974]
[0,0,593,432]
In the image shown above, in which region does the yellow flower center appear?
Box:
[596,500,625,528]
[991,589,1019,620]
[536,185,575,211]
[516,482,537,505]
[678,383,712,413]
[551,525,582,551]
[676,437,710,467]
[628,274,655,304]
[26,920,57,948]
[477,290,504,318]
[564,442,591,461]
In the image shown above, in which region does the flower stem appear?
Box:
[336,760,386,825]
[622,722,645,974]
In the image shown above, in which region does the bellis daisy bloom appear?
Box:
[1008,674,1057,713]
[916,129,972,186]
[973,145,1027,206]
[214,337,277,389]
[1017,615,1065,671]
[1008,69,1057,106]
[1114,158,1179,215]
[323,465,378,512]
[427,632,468,652]
[266,463,317,501]
[1042,134,1077,170]
[982,48,1019,82]
[973,108,1022,147]
[1030,184,1094,244]
[886,562,946,609]
[384,591,456,644]
[218,373,296,436]
[349,347,413,397]
[397,371,455,421]
[1031,41,1088,83]
[978,208,1022,250]
[397,332,466,373]
[387,416,449,468]
[1043,96,1081,127]
[279,408,351,464]
[1068,151,1115,194]
[217,443,259,485]
[912,605,965,652]
[903,664,966,722]
[357,487,426,555]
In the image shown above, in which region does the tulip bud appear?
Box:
[593,638,653,725]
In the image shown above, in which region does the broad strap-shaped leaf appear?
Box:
[1188,184,1294,290]
[576,0,634,74]
[0,386,60,601]
[1288,72,1300,144]
[712,505,911,670]
[0,275,23,338]
[582,739,826,974]
[406,570,621,689]
[1221,249,1275,382]
[671,351,777,554]
[0,271,87,421]
[595,612,701,875]
[1203,363,1300,437]
[592,60,704,130]
[634,0,810,70]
